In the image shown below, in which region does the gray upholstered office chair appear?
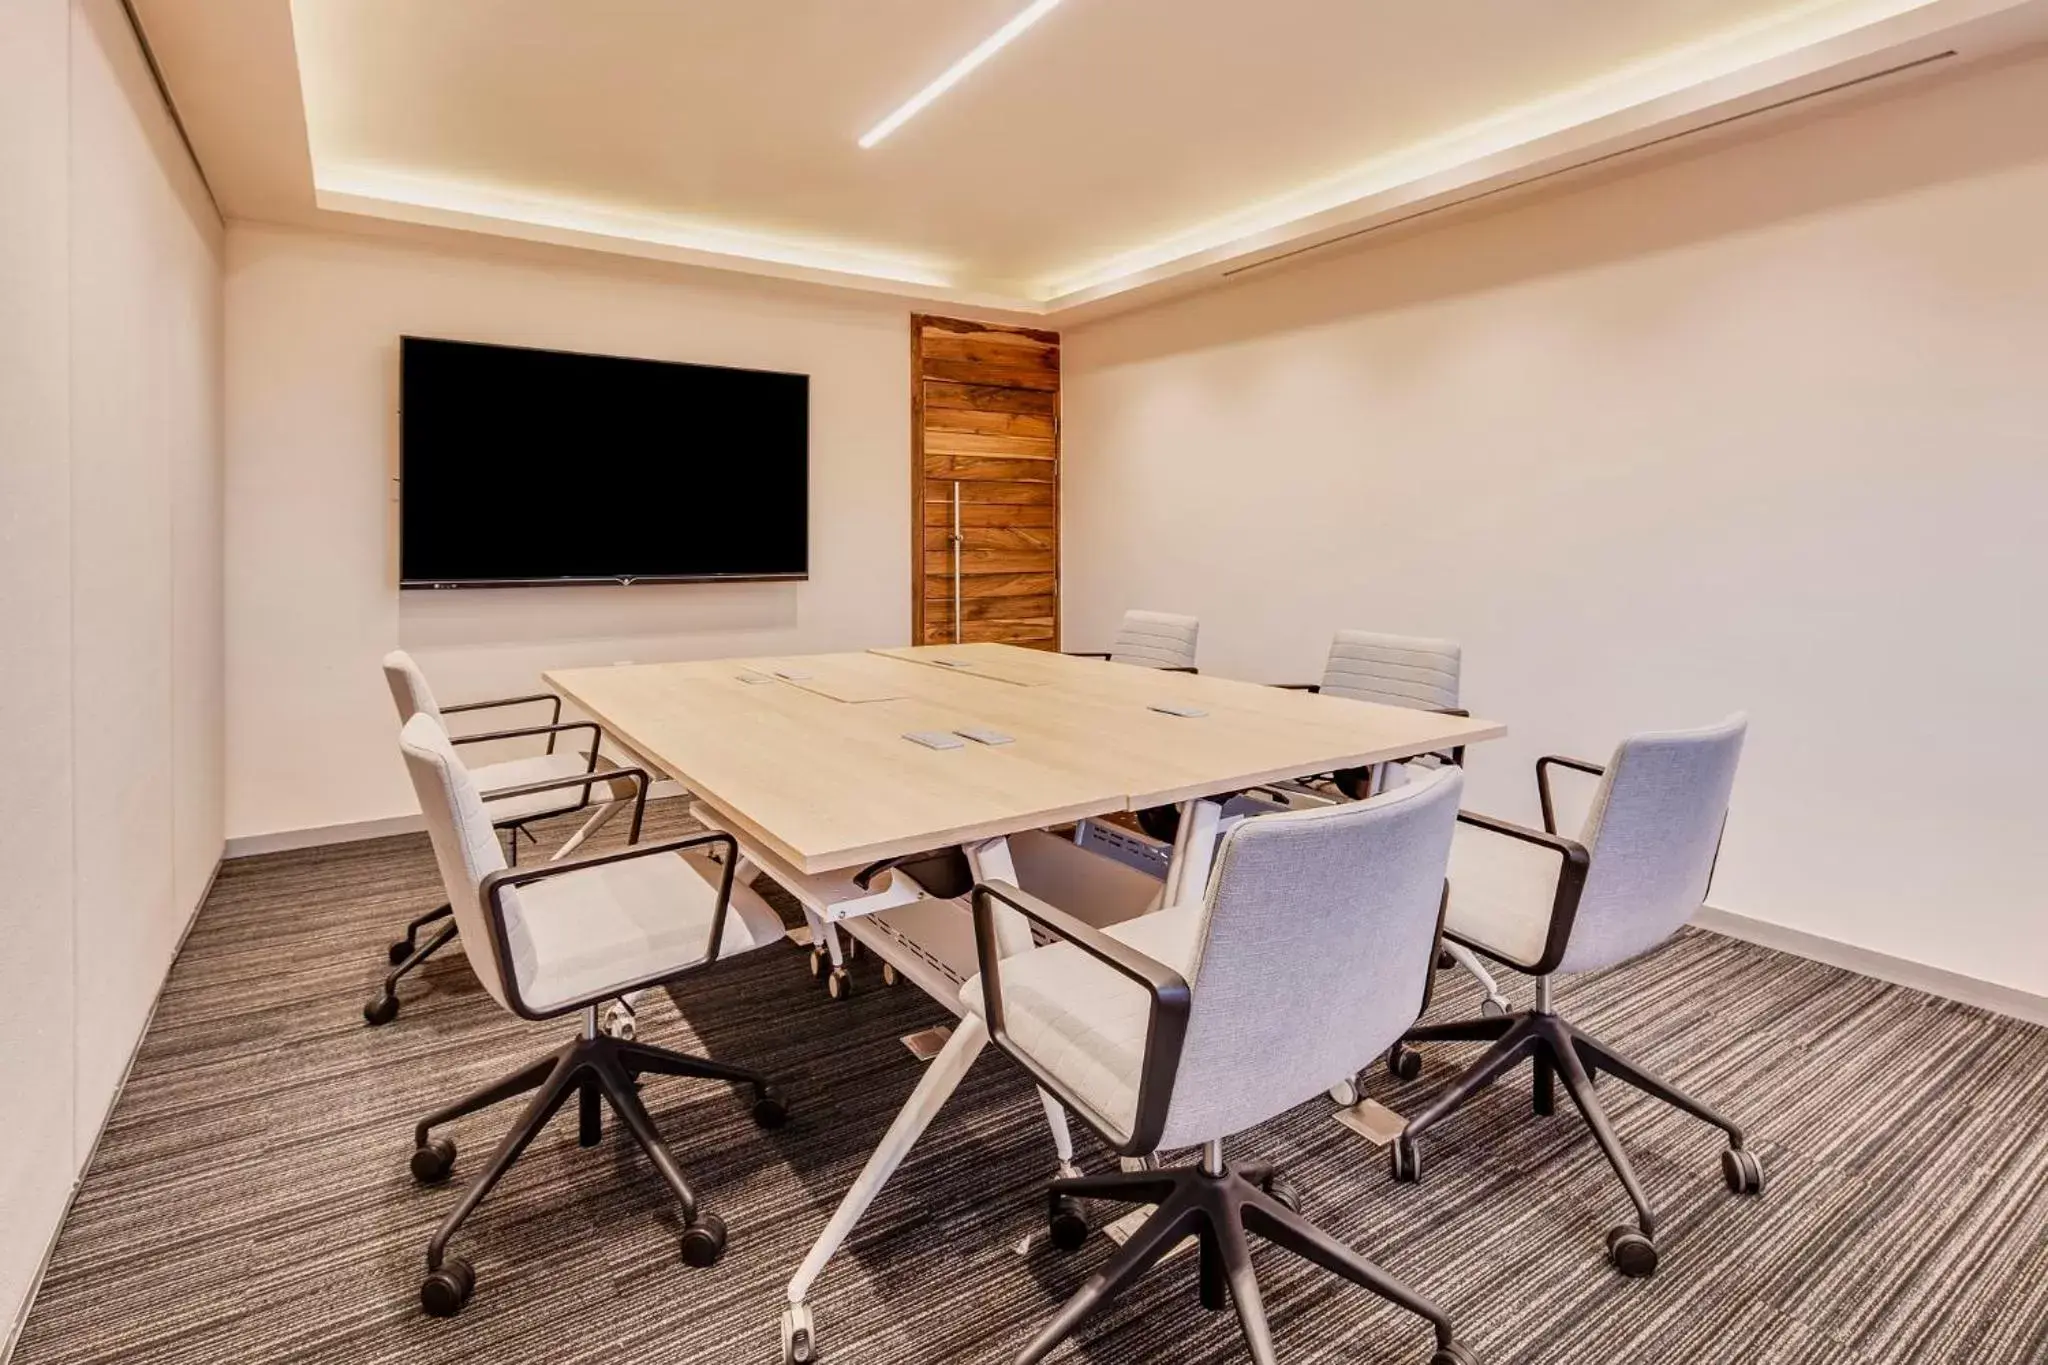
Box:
[1068,609,1200,672]
[1388,715,1758,1278]
[368,650,631,1025]
[966,767,1477,1365]
[395,713,789,1316]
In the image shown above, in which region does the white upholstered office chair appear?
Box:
[1068,609,1201,671]
[966,767,1477,1365]
[395,713,789,1316]
[1388,715,1759,1278]
[368,650,632,1025]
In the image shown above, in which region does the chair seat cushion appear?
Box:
[1443,820,1561,970]
[959,906,1203,1138]
[472,752,617,825]
[506,851,784,1014]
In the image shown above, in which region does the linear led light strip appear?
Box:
[858,0,1064,148]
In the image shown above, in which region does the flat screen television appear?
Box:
[399,336,809,587]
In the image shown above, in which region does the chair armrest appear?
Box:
[442,692,565,750]
[1453,810,1590,975]
[970,881,1191,1156]
[1535,755,1606,834]
[478,766,651,842]
[1157,665,1199,674]
[1271,682,1321,692]
[479,830,739,1020]
[853,847,974,899]
[453,720,603,773]
[1062,650,1112,660]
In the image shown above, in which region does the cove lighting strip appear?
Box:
[858,0,1064,148]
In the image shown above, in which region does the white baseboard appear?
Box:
[1695,905,2048,1027]
[223,780,690,859]
[4,853,222,1364]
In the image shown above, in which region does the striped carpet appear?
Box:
[13,799,2048,1365]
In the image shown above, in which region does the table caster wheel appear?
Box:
[752,1085,790,1129]
[807,945,827,979]
[601,1001,636,1041]
[1390,1134,1421,1184]
[826,967,851,1001]
[388,938,415,966]
[1328,1077,1359,1107]
[1721,1146,1764,1195]
[1429,1342,1481,1365]
[1261,1173,1301,1214]
[1606,1225,1659,1278]
[881,961,899,987]
[1387,1043,1422,1082]
[363,992,400,1027]
[410,1136,456,1184]
[781,1302,818,1364]
[680,1211,728,1268]
[1048,1192,1089,1252]
[1480,997,1508,1018]
[420,1256,474,1317]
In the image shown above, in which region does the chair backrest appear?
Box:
[383,649,443,724]
[1318,630,1460,710]
[396,712,518,1012]
[1559,714,1747,975]
[1109,610,1200,670]
[1157,766,1462,1150]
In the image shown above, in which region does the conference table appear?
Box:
[544,643,1503,1363]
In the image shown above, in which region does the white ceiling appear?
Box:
[136,0,2048,318]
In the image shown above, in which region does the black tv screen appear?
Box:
[399,336,808,586]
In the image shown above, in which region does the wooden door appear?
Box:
[910,315,1061,648]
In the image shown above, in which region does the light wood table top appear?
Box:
[545,644,1503,875]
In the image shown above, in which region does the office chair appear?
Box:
[1270,630,1509,1035]
[1067,609,1200,672]
[1387,715,1759,1277]
[369,650,632,1025]
[966,767,1477,1365]
[395,713,790,1316]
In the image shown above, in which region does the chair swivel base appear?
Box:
[1388,1007,1763,1277]
[365,905,458,1026]
[408,1027,788,1316]
[1018,1161,1475,1365]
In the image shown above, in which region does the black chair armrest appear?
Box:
[1535,754,1607,834]
[970,880,1190,1156]
[1452,810,1590,975]
[1062,650,1112,660]
[1157,665,1199,674]
[1272,682,1321,692]
[478,766,651,842]
[443,692,565,750]
[479,830,739,1020]
[452,720,603,773]
[853,848,974,899]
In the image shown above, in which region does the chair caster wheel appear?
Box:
[807,945,827,979]
[1436,949,1457,971]
[781,1302,818,1364]
[1390,1134,1421,1183]
[410,1136,456,1184]
[1387,1043,1422,1082]
[600,1002,636,1041]
[752,1086,790,1130]
[1480,997,1508,1018]
[826,967,851,1001]
[1048,1193,1090,1252]
[1429,1341,1481,1365]
[1722,1146,1764,1195]
[388,939,414,966]
[419,1256,475,1317]
[1261,1173,1301,1214]
[680,1211,728,1268]
[1606,1225,1659,1278]
[363,992,400,1027]
[1328,1077,1359,1107]
[880,961,899,987]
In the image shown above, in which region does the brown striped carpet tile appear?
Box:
[13,798,2048,1365]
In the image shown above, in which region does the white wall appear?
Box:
[223,226,911,842]
[1063,52,2048,1001]
[0,0,225,1345]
